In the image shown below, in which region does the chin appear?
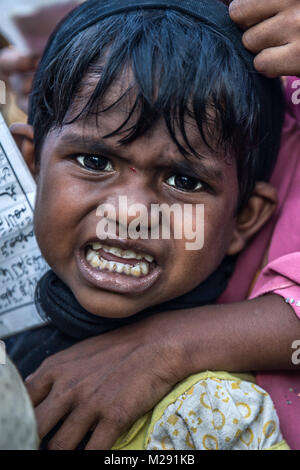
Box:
[73,287,147,319]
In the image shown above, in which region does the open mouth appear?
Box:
[85,242,155,278]
[76,240,161,295]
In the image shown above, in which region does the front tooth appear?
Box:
[121,250,137,259]
[86,249,95,262]
[115,262,124,273]
[99,257,108,269]
[124,265,131,275]
[92,243,102,250]
[103,261,115,272]
[111,247,124,257]
[90,254,100,268]
[130,266,142,277]
[140,262,149,275]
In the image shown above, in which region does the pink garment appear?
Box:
[219,77,300,449]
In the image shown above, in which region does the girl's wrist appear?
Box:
[142,308,207,383]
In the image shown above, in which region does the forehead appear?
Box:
[64,65,223,151]
[45,69,237,183]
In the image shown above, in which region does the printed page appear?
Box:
[0,113,48,339]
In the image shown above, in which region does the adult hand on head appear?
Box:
[24,311,185,450]
[0,46,39,113]
[228,0,300,77]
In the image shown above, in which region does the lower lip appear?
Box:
[76,249,162,295]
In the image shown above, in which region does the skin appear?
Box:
[7,0,300,450]
[229,0,300,77]
[32,115,239,319]
[0,47,38,113]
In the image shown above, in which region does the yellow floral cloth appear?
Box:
[112,371,289,451]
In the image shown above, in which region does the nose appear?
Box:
[98,181,160,239]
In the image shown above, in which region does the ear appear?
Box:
[10,123,37,179]
[227,182,278,256]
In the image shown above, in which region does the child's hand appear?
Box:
[229,0,300,77]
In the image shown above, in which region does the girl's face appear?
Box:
[33,80,240,318]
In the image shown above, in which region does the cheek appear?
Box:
[165,198,236,295]
[34,164,89,264]
[203,203,236,257]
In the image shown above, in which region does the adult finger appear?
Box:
[85,420,123,450]
[47,408,96,450]
[254,43,299,77]
[35,393,72,439]
[0,48,37,76]
[229,0,290,29]
[25,370,53,407]
[242,14,289,54]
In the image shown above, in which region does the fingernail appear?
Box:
[229,0,237,13]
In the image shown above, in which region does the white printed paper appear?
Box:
[0,113,48,339]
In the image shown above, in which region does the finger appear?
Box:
[229,0,289,29]
[35,393,71,439]
[25,370,53,407]
[85,421,122,450]
[242,15,289,54]
[16,95,30,115]
[11,73,35,96]
[0,48,37,76]
[254,43,300,77]
[47,409,96,450]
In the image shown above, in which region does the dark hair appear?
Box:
[29,0,284,211]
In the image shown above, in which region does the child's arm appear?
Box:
[25,294,300,450]
[229,0,300,77]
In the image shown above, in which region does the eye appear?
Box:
[166,175,203,192]
[76,155,114,172]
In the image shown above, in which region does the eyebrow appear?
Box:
[167,159,223,182]
[59,132,224,182]
[59,133,121,158]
